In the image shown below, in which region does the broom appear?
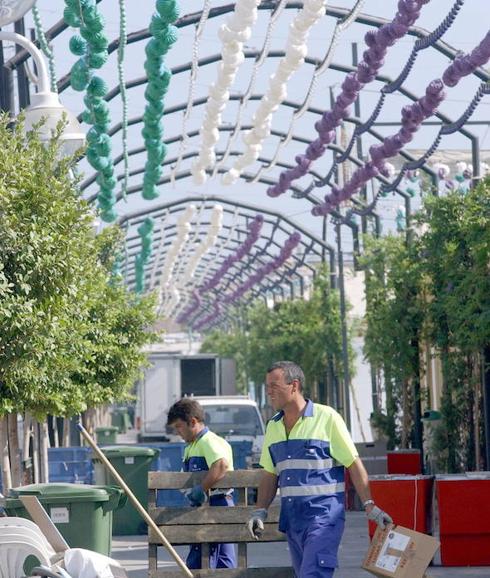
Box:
[77,422,194,578]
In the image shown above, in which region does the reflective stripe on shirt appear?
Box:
[275,458,334,475]
[280,482,345,498]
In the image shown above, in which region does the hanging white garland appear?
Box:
[173,207,239,319]
[221,0,326,185]
[191,0,261,185]
[164,205,224,317]
[148,209,170,291]
[162,202,209,314]
[211,0,288,179]
[158,205,196,309]
[170,0,211,186]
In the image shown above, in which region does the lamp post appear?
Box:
[0,0,35,26]
[0,30,85,156]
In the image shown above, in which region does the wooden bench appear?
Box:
[148,470,294,577]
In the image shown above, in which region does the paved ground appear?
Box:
[111,511,489,577]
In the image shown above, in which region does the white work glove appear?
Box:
[366,504,393,529]
[247,508,268,540]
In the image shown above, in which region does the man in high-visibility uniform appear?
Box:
[167,398,237,570]
[247,361,392,577]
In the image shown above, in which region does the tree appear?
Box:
[361,180,490,470]
[201,270,351,402]
[416,182,490,471]
[0,114,158,486]
[361,235,424,449]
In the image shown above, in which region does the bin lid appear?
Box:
[95,426,119,432]
[95,445,158,458]
[7,483,119,503]
[370,475,433,481]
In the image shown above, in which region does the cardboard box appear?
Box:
[362,524,440,578]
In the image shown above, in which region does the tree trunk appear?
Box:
[38,420,49,483]
[22,413,33,485]
[32,420,40,484]
[63,417,71,447]
[473,353,481,471]
[401,380,410,448]
[23,413,32,461]
[0,416,12,493]
[7,413,21,487]
[53,417,60,448]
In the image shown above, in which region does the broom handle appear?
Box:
[77,423,194,578]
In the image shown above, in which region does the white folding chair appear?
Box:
[0,517,59,578]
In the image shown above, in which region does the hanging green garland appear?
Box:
[32,5,58,93]
[141,0,179,200]
[64,0,117,223]
[135,217,155,293]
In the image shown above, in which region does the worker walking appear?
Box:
[247,361,392,577]
[167,398,237,570]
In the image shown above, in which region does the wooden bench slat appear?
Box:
[149,524,286,544]
[151,567,295,578]
[149,470,264,490]
[150,505,281,525]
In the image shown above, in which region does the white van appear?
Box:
[193,395,265,467]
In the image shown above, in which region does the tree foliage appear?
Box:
[361,235,424,448]
[0,114,158,418]
[201,270,350,398]
[362,180,490,470]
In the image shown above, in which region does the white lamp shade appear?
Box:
[23,92,86,158]
[0,0,36,27]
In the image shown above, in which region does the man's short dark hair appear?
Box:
[267,361,305,390]
[167,398,205,426]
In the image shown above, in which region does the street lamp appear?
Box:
[0,30,85,157]
[0,0,35,27]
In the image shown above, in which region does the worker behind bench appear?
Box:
[248,361,392,578]
[167,398,237,570]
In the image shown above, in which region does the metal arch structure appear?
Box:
[119,195,335,325]
[1,0,489,329]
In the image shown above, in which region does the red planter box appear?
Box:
[387,449,422,475]
[368,475,433,539]
[435,474,490,566]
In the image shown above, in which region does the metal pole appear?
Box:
[352,42,369,237]
[336,223,351,429]
[471,135,481,184]
[14,18,30,109]
[0,35,14,114]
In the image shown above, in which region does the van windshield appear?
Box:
[203,405,264,436]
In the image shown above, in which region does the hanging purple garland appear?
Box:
[177,214,264,324]
[266,0,430,198]
[223,232,301,305]
[312,30,490,216]
[191,232,301,330]
[193,304,222,331]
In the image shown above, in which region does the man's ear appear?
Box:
[190,416,198,427]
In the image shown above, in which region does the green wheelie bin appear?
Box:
[5,483,126,555]
[92,445,158,535]
[95,425,119,444]
[111,408,132,434]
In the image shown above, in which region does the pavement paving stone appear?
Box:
[111,511,490,577]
